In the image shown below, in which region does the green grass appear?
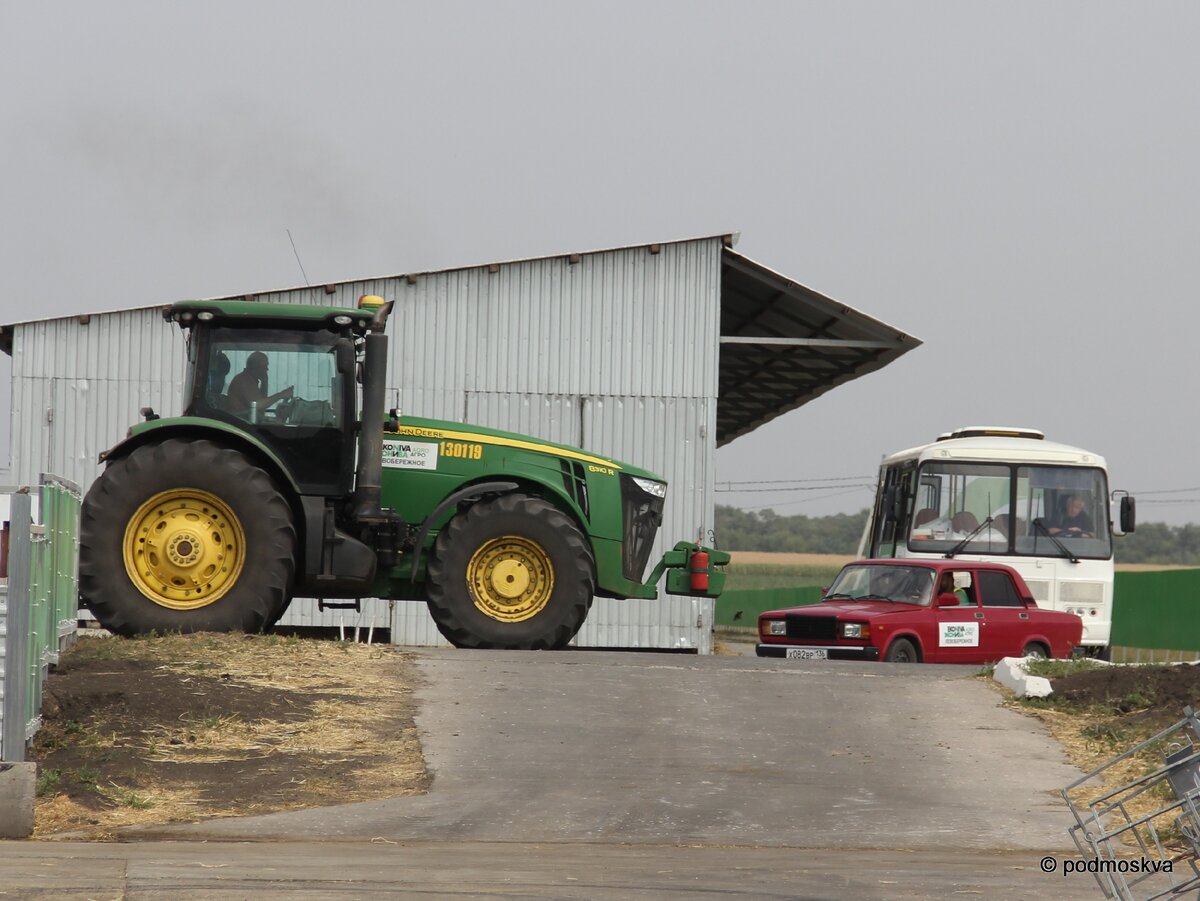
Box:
[36,768,62,797]
[1023,658,1105,679]
[98,783,154,809]
[722,564,842,591]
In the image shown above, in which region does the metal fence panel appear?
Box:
[0,479,81,762]
[1,492,33,761]
[1113,569,1200,651]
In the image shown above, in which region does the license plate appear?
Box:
[786,648,828,660]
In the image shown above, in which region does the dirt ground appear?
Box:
[28,633,429,839]
[1047,662,1200,723]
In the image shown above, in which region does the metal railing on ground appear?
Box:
[0,476,82,762]
[1064,706,1200,900]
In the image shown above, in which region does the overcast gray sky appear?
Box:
[2,2,1197,524]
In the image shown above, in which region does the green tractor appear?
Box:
[79,296,726,649]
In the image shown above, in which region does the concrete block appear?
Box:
[0,762,36,838]
[994,657,1053,699]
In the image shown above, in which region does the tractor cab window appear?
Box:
[190,326,355,495]
[210,344,340,428]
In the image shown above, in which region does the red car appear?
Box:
[756,559,1082,664]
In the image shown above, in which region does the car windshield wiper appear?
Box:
[824,592,855,600]
[1032,518,1079,564]
[856,593,895,603]
[944,516,994,559]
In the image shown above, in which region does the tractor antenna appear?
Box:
[286,228,310,286]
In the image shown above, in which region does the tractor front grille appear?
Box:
[619,474,665,582]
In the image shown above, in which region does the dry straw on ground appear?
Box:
[31,632,429,839]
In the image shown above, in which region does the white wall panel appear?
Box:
[465,392,582,447]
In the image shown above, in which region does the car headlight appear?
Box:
[763,619,786,636]
[840,622,870,639]
[630,476,667,498]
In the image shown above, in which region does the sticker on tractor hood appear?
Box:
[382,439,439,470]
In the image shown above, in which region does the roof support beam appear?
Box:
[719,336,898,349]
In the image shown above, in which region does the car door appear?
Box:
[974,569,1029,659]
[929,576,985,664]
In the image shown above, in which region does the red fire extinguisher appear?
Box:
[689,548,710,591]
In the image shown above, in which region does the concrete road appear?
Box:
[0,839,1107,899]
[145,650,1084,851]
[0,649,1111,899]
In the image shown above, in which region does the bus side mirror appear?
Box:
[1120,495,1136,533]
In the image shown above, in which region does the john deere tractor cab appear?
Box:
[79,296,726,650]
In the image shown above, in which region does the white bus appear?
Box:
[860,427,1136,657]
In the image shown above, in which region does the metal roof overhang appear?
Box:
[718,249,920,446]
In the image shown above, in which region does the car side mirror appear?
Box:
[935,592,960,608]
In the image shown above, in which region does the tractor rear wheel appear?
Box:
[425,494,595,649]
[80,438,296,636]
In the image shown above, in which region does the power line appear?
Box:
[1131,486,1200,496]
[715,482,875,494]
[717,475,873,487]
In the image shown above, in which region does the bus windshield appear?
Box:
[907,463,1111,559]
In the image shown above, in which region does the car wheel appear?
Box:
[1022,642,1049,660]
[884,638,918,663]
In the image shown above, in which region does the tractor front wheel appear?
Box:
[425,494,595,649]
[79,438,296,636]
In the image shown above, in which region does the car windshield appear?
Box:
[826,565,936,606]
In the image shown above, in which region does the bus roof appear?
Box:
[882,430,1107,469]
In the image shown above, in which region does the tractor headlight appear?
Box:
[763,619,786,636]
[630,476,667,498]
[840,622,870,639]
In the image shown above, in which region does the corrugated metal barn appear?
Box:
[0,234,919,651]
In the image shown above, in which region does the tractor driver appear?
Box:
[227,351,294,419]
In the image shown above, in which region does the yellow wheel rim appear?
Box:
[122,489,245,610]
[467,535,555,623]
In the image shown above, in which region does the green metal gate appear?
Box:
[0,476,82,762]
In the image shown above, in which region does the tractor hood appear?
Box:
[391,415,665,483]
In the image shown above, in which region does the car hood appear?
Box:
[764,600,924,619]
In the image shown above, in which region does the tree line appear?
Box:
[713,505,1200,565]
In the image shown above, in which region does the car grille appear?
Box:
[619,474,665,581]
[785,615,837,641]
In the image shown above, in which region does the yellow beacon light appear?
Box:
[358,294,385,310]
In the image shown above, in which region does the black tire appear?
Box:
[1022,642,1049,660]
[79,438,296,636]
[425,493,595,649]
[884,638,919,663]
